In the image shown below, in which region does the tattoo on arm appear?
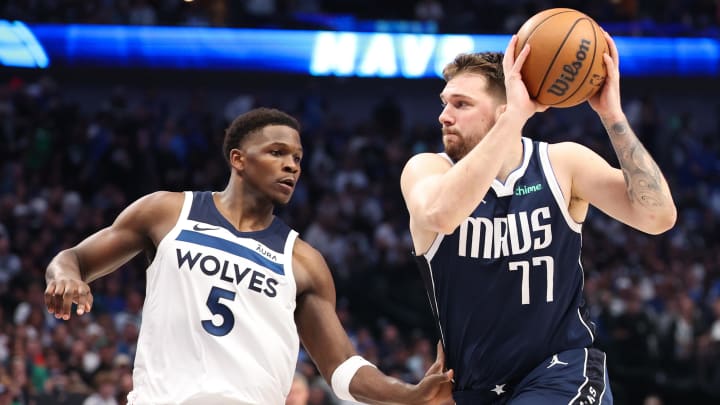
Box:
[605,121,666,208]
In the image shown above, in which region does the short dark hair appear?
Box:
[442,52,506,102]
[223,107,301,165]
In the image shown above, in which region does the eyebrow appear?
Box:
[268,142,303,153]
[440,93,472,102]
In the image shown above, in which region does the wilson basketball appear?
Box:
[514,8,608,108]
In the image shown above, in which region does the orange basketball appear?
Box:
[514,8,608,108]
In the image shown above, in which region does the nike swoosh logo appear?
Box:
[193,224,221,232]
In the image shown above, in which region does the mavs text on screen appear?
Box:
[1,21,717,77]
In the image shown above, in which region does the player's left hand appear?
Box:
[411,341,455,405]
[588,31,623,119]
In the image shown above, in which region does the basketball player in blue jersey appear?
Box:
[44,108,454,405]
[400,32,676,404]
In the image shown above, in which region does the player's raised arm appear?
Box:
[578,31,677,234]
[44,191,183,320]
[292,238,453,404]
[401,36,547,253]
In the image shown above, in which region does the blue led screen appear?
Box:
[1,20,718,77]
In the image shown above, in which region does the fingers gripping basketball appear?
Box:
[514,8,608,108]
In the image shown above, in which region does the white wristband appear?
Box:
[331,355,377,402]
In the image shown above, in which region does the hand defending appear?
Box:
[413,341,455,405]
[45,278,94,320]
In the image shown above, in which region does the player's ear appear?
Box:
[229,148,246,171]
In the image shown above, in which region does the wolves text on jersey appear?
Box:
[458,206,552,259]
[176,249,278,297]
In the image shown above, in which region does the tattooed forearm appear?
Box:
[604,120,668,209]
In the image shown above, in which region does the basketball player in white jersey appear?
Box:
[45,108,453,405]
[400,32,676,404]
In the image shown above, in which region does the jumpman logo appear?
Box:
[547,354,569,368]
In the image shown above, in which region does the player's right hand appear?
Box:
[503,35,549,121]
[45,278,93,320]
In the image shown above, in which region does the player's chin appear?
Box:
[271,183,295,201]
[443,144,464,162]
[272,193,293,206]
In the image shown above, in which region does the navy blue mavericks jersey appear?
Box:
[415,138,595,394]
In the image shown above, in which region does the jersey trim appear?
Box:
[425,232,445,261]
[181,191,194,218]
[538,143,582,233]
[153,191,195,256]
[568,348,609,404]
[415,257,446,347]
[491,137,533,197]
[283,230,299,298]
[438,152,453,165]
[577,306,595,342]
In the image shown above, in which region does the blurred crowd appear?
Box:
[0,66,719,405]
[1,2,720,405]
[2,0,719,36]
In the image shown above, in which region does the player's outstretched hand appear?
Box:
[45,278,93,320]
[411,341,455,405]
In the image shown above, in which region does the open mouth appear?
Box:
[277,179,295,192]
[279,178,295,187]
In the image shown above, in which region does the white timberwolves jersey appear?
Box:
[128,191,300,405]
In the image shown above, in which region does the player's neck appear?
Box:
[214,186,275,232]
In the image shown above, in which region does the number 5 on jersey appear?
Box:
[202,286,236,336]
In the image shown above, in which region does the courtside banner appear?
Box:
[1,20,718,77]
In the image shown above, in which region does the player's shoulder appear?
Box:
[546,141,605,186]
[546,140,594,154]
[291,236,333,296]
[120,191,186,226]
[134,190,186,211]
[404,152,453,168]
[291,237,326,266]
[546,141,597,165]
[109,191,187,239]
[401,152,453,185]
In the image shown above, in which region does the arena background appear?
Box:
[1,1,719,404]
